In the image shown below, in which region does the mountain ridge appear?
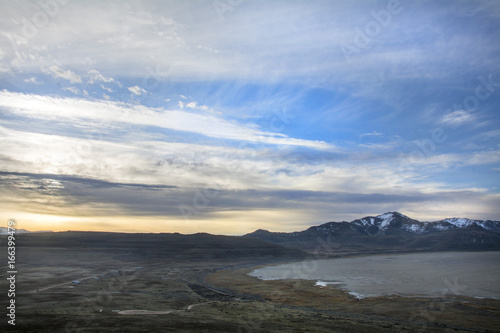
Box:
[247,212,500,236]
[244,212,500,252]
[0,226,51,235]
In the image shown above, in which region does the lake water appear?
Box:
[249,252,500,299]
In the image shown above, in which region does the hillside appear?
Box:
[4,231,307,261]
[245,212,500,253]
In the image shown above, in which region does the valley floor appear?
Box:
[1,245,499,332]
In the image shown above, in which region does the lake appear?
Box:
[249,251,500,299]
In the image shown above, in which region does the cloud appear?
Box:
[1,91,497,199]
[0,123,335,193]
[0,91,333,150]
[87,69,115,84]
[186,102,197,109]
[2,1,497,86]
[24,77,42,84]
[128,85,147,96]
[42,65,82,83]
[100,85,114,93]
[1,170,497,233]
[1,1,499,232]
[358,142,399,150]
[441,110,474,126]
[185,101,209,111]
[361,131,383,137]
[0,171,177,190]
[63,87,80,94]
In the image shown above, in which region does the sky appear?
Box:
[0,0,499,234]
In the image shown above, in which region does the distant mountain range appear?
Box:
[0,227,53,235]
[245,212,500,253]
[2,212,499,255]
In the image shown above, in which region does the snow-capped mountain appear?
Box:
[351,212,426,235]
[348,212,500,235]
[305,211,500,236]
[440,217,500,231]
[245,212,500,252]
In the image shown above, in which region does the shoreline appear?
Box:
[245,251,500,300]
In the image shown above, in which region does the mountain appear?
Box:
[350,212,500,235]
[0,227,42,234]
[245,212,500,253]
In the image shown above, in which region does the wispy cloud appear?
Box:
[0,0,499,232]
[128,85,147,96]
[24,77,42,84]
[87,69,115,84]
[0,91,334,150]
[42,65,82,83]
[441,110,474,126]
[361,131,383,137]
[2,1,498,85]
[1,170,498,233]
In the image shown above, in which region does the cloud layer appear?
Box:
[0,0,499,233]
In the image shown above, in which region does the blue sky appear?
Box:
[0,0,499,234]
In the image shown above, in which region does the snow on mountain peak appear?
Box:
[444,218,475,228]
[347,212,496,235]
[378,211,412,218]
[377,212,395,229]
[442,217,500,231]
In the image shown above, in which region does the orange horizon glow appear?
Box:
[0,210,315,235]
[2,204,496,236]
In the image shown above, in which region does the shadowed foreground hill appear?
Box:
[9,231,307,260]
